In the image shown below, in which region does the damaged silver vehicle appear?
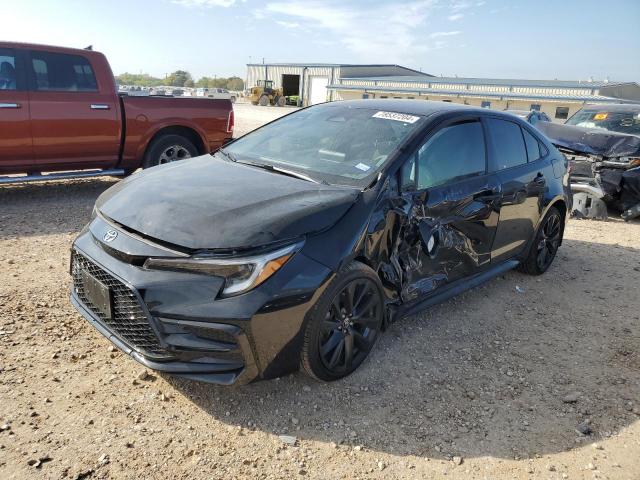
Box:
[71,100,571,384]
[537,103,640,221]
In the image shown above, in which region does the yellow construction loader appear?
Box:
[249,80,286,107]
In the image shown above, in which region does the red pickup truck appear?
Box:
[0,42,234,183]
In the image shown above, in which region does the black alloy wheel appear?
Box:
[519,205,563,275]
[318,279,381,373]
[301,262,384,381]
[536,210,562,271]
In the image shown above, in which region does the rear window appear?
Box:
[30,51,97,92]
[523,128,542,162]
[486,118,528,171]
[0,48,17,91]
[566,109,640,136]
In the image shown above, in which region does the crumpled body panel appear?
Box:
[366,175,500,305]
[537,122,640,158]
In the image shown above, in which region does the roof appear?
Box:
[339,75,636,89]
[328,83,640,103]
[0,41,99,56]
[247,63,431,76]
[578,103,640,112]
[322,98,502,117]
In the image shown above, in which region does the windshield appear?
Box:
[223,103,425,187]
[565,109,640,136]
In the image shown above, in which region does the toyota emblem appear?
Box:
[103,229,118,243]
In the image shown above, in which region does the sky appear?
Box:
[3,0,639,82]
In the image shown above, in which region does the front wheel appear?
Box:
[142,134,198,169]
[258,95,269,106]
[301,262,384,381]
[519,206,564,275]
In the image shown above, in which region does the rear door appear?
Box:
[0,47,33,170]
[398,117,501,301]
[27,49,120,168]
[485,117,547,262]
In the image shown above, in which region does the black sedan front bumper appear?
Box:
[69,217,333,385]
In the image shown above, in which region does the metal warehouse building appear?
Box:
[246,62,640,121]
[245,63,426,106]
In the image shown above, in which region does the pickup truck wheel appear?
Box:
[230,96,236,103]
[143,134,198,168]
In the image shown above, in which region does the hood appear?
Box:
[97,155,360,250]
[537,121,640,158]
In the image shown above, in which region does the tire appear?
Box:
[518,206,564,275]
[230,96,236,103]
[301,261,384,382]
[142,134,198,169]
[258,95,269,106]
[276,96,286,107]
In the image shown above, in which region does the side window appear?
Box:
[29,51,97,92]
[415,121,486,190]
[0,48,17,90]
[555,107,569,120]
[522,128,542,162]
[486,118,528,171]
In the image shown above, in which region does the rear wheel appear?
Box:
[519,206,563,275]
[301,262,384,381]
[276,96,286,107]
[258,95,269,106]
[142,134,198,169]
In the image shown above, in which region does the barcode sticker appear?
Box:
[372,111,420,124]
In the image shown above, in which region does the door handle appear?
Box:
[90,104,110,110]
[534,172,546,185]
[0,103,20,108]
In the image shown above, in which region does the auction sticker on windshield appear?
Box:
[372,111,420,124]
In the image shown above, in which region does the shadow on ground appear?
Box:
[167,237,640,460]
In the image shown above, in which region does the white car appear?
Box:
[196,87,236,103]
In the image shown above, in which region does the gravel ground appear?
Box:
[1,105,639,479]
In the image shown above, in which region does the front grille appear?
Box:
[71,250,169,358]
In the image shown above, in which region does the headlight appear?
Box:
[143,242,303,297]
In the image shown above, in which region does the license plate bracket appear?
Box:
[81,269,112,319]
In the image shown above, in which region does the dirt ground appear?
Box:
[1,105,639,479]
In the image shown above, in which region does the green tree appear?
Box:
[115,72,163,87]
[226,76,244,91]
[184,79,195,88]
[195,77,212,88]
[165,70,193,87]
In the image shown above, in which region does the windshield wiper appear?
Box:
[236,160,321,184]
[216,148,238,163]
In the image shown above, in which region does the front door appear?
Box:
[398,118,501,303]
[0,47,33,172]
[26,49,120,168]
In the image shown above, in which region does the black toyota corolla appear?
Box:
[70,100,571,384]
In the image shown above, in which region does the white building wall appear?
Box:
[246,65,339,105]
[333,88,585,122]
